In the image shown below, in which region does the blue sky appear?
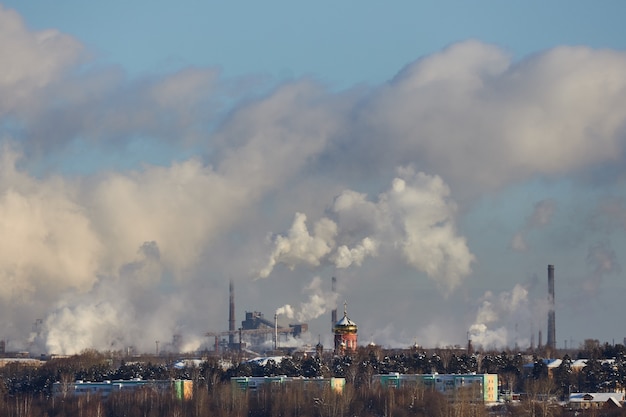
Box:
[1,1,626,355]
[8,1,626,84]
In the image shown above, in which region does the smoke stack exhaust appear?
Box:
[229,279,235,347]
[547,265,556,351]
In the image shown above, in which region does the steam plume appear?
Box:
[260,167,474,293]
[468,284,530,349]
[275,304,294,319]
[2,5,626,352]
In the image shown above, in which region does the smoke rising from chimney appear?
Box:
[259,168,474,293]
[275,304,294,319]
[468,284,530,349]
[3,9,626,353]
[274,277,338,324]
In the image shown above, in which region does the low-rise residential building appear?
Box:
[568,392,624,410]
[522,358,562,379]
[373,373,498,403]
[52,379,193,399]
[570,358,616,373]
[231,376,345,393]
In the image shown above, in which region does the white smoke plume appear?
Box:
[0,148,263,354]
[37,239,181,354]
[273,277,339,324]
[43,301,132,355]
[383,169,474,292]
[3,5,626,352]
[275,304,294,319]
[468,284,530,350]
[0,146,100,305]
[260,167,474,293]
[331,238,378,269]
[296,276,338,322]
[259,213,337,278]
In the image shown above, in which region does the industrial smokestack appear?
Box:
[229,279,235,347]
[331,277,337,329]
[274,313,278,351]
[547,265,556,351]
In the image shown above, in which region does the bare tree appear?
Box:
[524,378,556,417]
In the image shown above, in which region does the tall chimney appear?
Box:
[547,265,556,351]
[331,277,337,329]
[274,313,278,351]
[229,279,235,347]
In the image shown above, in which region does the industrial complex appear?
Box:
[205,280,310,354]
[203,275,365,357]
[205,264,558,358]
[0,264,560,360]
[8,263,626,411]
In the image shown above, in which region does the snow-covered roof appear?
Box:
[547,359,562,368]
[173,359,204,369]
[335,301,357,328]
[571,359,616,369]
[522,358,561,368]
[245,356,284,366]
[569,393,625,404]
[335,315,357,327]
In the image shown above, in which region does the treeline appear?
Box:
[0,342,625,416]
[0,381,505,417]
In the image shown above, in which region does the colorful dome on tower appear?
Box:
[334,302,357,334]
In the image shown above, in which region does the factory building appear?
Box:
[207,281,309,353]
[241,311,308,349]
[373,373,499,403]
[334,302,357,354]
